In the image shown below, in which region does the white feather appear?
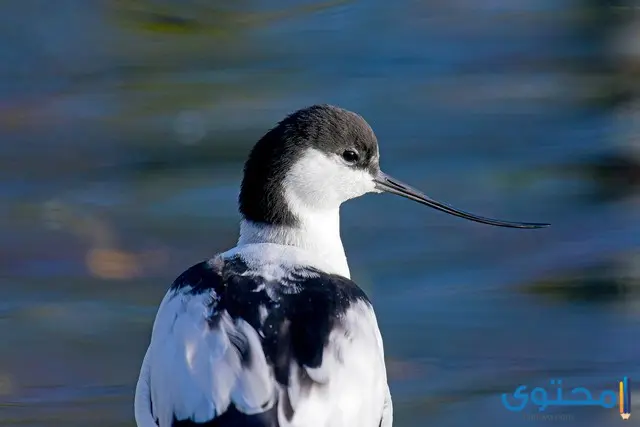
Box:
[137,286,277,427]
[281,300,387,427]
[134,247,390,427]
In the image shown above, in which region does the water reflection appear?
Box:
[0,0,639,426]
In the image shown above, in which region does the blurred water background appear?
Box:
[1,0,640,426]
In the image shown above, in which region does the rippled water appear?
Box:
[1,1,639,426]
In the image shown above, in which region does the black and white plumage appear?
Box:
[134,105,548,427]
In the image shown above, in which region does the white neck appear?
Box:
[234,148,381,280]
[237,211,350,279]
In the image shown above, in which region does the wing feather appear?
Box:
[142,288,275,426]
[134,256,391,427]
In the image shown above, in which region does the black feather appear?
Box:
[167,256,370,426]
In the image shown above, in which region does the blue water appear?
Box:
[1,1,639,426]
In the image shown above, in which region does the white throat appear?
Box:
[237,211,350,279]
[236,148,379,279]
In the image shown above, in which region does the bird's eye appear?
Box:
[342,150,359,164]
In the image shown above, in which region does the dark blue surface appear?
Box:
[0,1,638,426]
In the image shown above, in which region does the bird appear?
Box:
[134,104,549,427]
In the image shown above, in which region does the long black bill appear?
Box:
[374,172,549,229]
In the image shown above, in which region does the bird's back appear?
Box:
[135,244,392,427]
